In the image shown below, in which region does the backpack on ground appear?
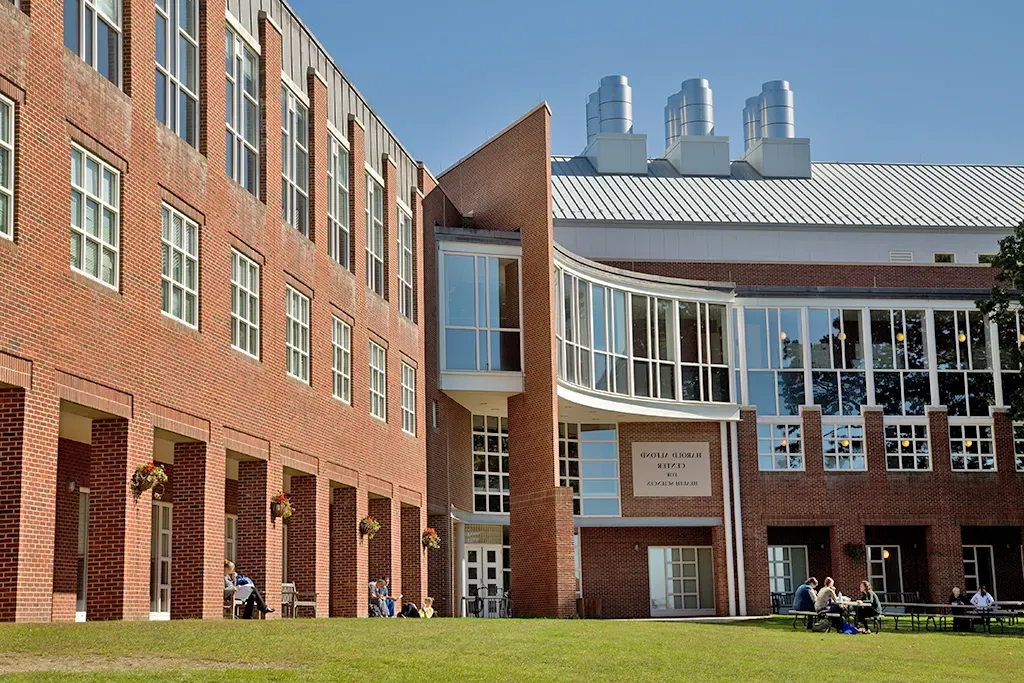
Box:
[811,618,830,633]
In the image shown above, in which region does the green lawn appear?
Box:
[0,616,1021,681]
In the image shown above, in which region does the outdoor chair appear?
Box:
[281,582,319,618]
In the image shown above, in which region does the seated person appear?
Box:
[368,579,387,617]
[853,580,882,633]
[792,577,818,629]
[971,586,995,608]
[380,578,402,618]
[399,601,421,618]
[225,560,274,619]
[950,586,970,632]
[814,577,844,629]
[420,597,435,618]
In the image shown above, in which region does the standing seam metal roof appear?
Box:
[551,157,1024,228]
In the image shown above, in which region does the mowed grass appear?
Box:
[0,616,1022,682]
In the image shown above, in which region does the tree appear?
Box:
[975,219,1024,420]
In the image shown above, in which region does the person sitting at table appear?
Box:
[971,585,995,608]
[853,580,882,633]
[792,577,818,630]
[814,577,844,630]
[950,586,970,632]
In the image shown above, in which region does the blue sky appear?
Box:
[290,0,1023,174]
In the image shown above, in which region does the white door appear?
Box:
[76,489,89,622]
[466,544,504,617]
[150,502,172,620]
[866,545,904,597]
[963,545,997,596]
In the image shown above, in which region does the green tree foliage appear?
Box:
[976,220,1024,420]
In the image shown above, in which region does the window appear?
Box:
[327,136,350,268]
[679,302,730,402]
[285,286,309,382]
[70,146,119,288]
[473,415,509,513]
[884,424,930,470]
[224,515,237,565]
[155,0,198,147]
[159,205,198,326]
[401,362,415,434]
[934,253,956,264]
[996,310,1024,402]
[443,253,522,372]
[949,424,995,471]
[870,309,930,415]
[934,310,993,417]
[225,26,259,195]
[431,401,438,430]
[230,250,260,358]
[365,175,384,295]
[809,308,866,416]
[65,0,121,86]
[866,546,903,595]
[398,209,413,319]
[648,547,715,615]
[767,546,807,595]
[281,87,308,234]
[757,423,803,471]
[577,282,628,394]
[559,423,619,516]
[369,341,386,420]
[0,95,12,240]
[331,318,351,403]
[962,546,996,594]
[978,254,996,265]
[1014,424,1024,471]
[631,294,676,399]
[822,423,865,471]
[745,308,805,416]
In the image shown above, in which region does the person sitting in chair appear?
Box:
[225,560,275,619]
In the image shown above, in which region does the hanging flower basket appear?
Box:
[422,527,441,550]
[843,542,866,561]
[131,462,168,500]
[270,492,293,521]
[360,515,381,540]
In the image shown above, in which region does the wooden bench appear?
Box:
[791,610,828,631]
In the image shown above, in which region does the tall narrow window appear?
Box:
[934,310,993,417]
[159,205,198,327]
[65,0,121,86]
[996,310,1024,403]
[870,309,930,415]
[679,302,730,402]
[809,308,866,416]
[0,95,12,240]
[327,136,350,269]
[631,295,675,399]
[70,146,119,288]
[230,250,260,358]
[401,362,416,435]
[443,253,522,372]
[744,308,805,416]
[281,87,308,234]
[225,26,259,195]
[369,341,387,420]
[155,0,198,147]
[398,209,413,319]
[285,286,310,383]
[332,318,351,403]
[472,415,509,513]
[559,423,619,516]
[365,175,384,295]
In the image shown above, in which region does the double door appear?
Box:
[466,544,505,617]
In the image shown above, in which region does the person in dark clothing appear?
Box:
[225,560,275,619]
[792,577,818,629]
[399,601,420,618]
[950,586,970,632]
[854,580,882,632]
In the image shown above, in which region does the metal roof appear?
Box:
[551,157,1024,229]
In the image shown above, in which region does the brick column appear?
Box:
[711,524,730,617]
[330,485,368,617]
[170,441,225,620]
[927,523,964,602]
[992,408,1014,481]
[347,114,365,280]
[288,473,330,616]
[382,154,396,301]
[401,505,427,607]
[305,68,328,246]
[426,512,452,617]
[237,457,283,618]
[801,406,824,475]
[52,438,91,622]
[368,497,395,590]
[830,523,867,595]
[258,11,282,212]
[87,418,152,621]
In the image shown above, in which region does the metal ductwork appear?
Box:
[664,92,682,149]
[586,75,633,145]
[586,92,600,145]
[679,78,714,136]
[759,80,795,139]
[742,96,762,152]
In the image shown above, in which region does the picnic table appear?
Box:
[881,602,1024,633]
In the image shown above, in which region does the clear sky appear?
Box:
[289,0,1023,174]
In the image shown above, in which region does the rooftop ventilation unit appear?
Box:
[740,80,810,178]
[741,96,762,153]
[664,92,682,149]
[759,80,795,139]
[663,78,714,148]
[586,75,633,145]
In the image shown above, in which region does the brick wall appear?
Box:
[426,512,451,616]
[330,485,368,617]
[0,388,26,622]
[52,438,90,622]
[367,497,394,587]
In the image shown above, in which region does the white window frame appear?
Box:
[743,307,806,417]
[285,286,310,383]
[559,423,620,517]
[869,308,931,417]
[369,340,386,421]
[866,545,904,595]
[401,362,416,434]
[281,85,309,235]
[933,252,956,264]
[398,207,413,319]
[822,421,866,471]
[66,0,122,87]
[648,546,715,616]
[883,422,931,471]
[962,545,996,595]
[231,249,260,358]
[948,422,995,471]
[70,145,120,289]
[472,415,509,513]
[160,204,199,327]
[224,514,237,565]
[155,0,198,147]
[767,545,808,594]
[934,309,993,418]
[809,307,866,417]
[0,94,12,240]
[365,174,384,295]
[757,422,804,471]
[1014,423,1024,472]
[328,135,350,269]
[225,25,259,195]
[332,317,351,404]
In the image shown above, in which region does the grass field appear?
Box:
[0,616,1021,681]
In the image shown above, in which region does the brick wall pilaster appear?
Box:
[288,473,330,616]
[368,497,395,593]
[237,456,283,618]
[330,485,368,617]
[830,523,867,595]
[401,505,427,606]
[258,12,283,211]
[426,512,451,616]
[348,115,365,280]
[170,441,225,620]
[927,523,964,603]
[305,69,328,246]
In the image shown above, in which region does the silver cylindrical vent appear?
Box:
[586,91,600,145]
[759,80,795,139]
[742,96,762,152]
[598,75,632,134]
[679,77,714,136]
[664,92,682,149]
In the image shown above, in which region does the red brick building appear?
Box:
[423,78,1024,618]
[0,0,428,621]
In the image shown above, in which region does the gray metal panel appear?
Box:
[551,156,1024,228]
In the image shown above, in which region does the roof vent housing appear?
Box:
[586,75,633,145]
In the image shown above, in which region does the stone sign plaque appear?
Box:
[631,442,712,497]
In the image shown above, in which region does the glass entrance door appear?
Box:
[76,489,89,622]
[466,543,504,617]
[648,546,715,617]
[866,545,903,597]
[150,502,172,620]
[963,545,996,596]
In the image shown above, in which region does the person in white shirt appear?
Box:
[971,586,995,608]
